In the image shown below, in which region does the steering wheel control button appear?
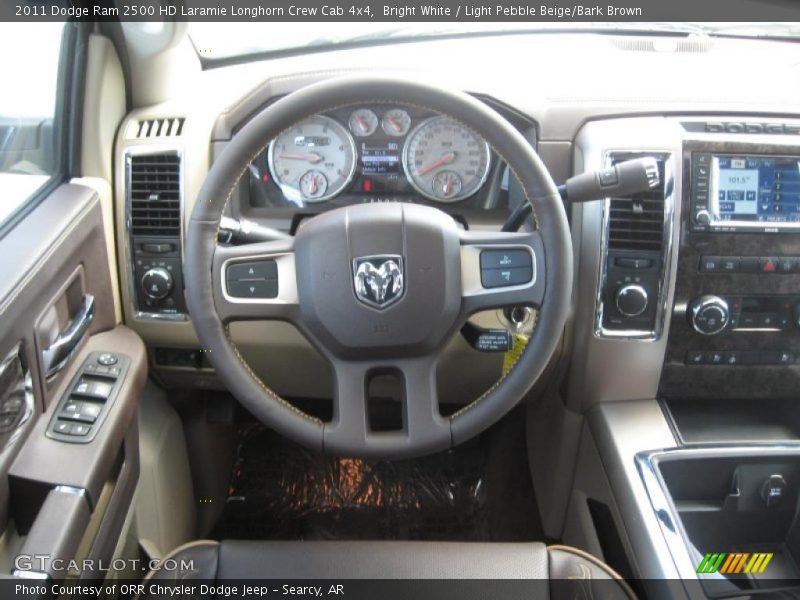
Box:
[481,267,533,289]
[761,474,788,508]
[480,249,533,289]
[97,353,118,366]
[227,261,277,281]
[480,249,531,270]
[226,260,279,299]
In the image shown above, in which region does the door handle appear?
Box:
[42,294,95,378]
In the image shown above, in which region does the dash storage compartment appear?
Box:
[653,452,800,597]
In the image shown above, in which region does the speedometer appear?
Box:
[402,116,491,202]
[268,115,357,203]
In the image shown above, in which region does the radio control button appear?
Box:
[699,256,720,272]
[739,257,759,273]
[695,210,712,226]
[720,257,739,272]
[778,257,797,273]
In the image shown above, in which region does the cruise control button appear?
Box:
[480,267,533,289]
[479,250,532,270]
[227,279,279,299]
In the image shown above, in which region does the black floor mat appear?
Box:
[211,408,545,542]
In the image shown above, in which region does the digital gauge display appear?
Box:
[360,141,401,177]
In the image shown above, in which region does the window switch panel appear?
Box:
[47,352,130,444]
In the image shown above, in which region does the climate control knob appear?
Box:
[689,295,730,335]
[141,267,173,300]
[615,284,649,317]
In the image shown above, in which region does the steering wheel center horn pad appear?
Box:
[295,203,461,359]
[185,76,572,459]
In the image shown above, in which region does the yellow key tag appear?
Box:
[502,334,529,376]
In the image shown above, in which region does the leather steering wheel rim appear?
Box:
[185,76,572,459]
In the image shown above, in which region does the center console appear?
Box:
[567,117,800,599]
[660,138,800,400]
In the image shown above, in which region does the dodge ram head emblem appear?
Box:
[353,256,404,309]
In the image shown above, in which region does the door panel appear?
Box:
[0,184,146,580]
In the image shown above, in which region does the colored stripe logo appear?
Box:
[696,552,773,574]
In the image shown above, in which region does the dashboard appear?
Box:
[242,103,527,220]
[113,31,800,408]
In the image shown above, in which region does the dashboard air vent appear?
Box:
[132,117,185,139]
[128,154,181,237]
[607,154,666,253]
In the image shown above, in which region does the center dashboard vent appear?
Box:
[607,154,667,253]
[128,153,181,237]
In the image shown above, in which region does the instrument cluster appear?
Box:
[248,105,495,210]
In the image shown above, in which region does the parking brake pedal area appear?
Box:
[46,352,130,443]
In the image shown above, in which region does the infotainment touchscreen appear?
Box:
[710,155,800,227]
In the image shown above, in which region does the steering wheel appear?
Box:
[185,77,572,459]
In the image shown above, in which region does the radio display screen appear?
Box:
[710,155,800,227]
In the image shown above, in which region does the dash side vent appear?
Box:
[131,117,185,139]
[128,154,181,237]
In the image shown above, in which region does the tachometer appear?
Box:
[402,116,490,202]
[268,115,357,203]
